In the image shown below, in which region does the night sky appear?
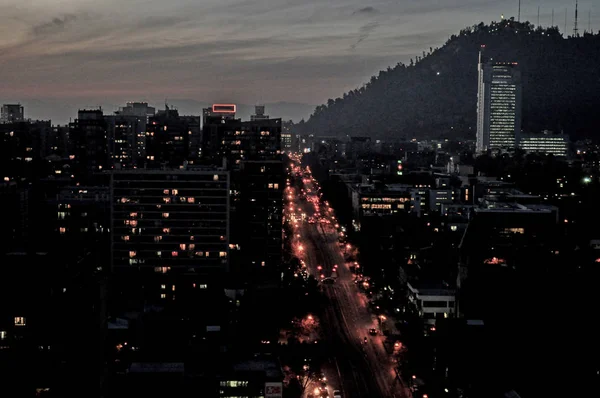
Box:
[1,0,597,107]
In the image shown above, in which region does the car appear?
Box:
[369,328,378,336]
[333,390,342,398]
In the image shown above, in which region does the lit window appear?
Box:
[195,251,204,257]
[163,189,169,194]
[122,235,130,241]
[163,197,171,203]
[268,183,274,188]
[172,251,178,257]
[180,244,186,250]
[163,227,170,233]
[200,284,208,289]
[261,261,266,267]
[157,251,162,257]
[14,317,26,326]
[172,285,176,292]
[129,251,136,258]
[160,294,166,299]
[274,183,279,189]
[0,331,6,340]
[213,174,219,181]
[154,236,162,242]
[219,252,227,258]
[189,244,195,250]
[130,212,138,218]
[161,284,166,290]
[59,227,66,234]
[130,220,138,227]
[172,189,178,195]
[162,212,169,218]
[187,197,195,203]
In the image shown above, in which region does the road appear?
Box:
[287,160,409,398]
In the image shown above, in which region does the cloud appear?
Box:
[350,21,379,50]
[32,14,78,37]
[354,6,377,14]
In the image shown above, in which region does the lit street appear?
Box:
[286,157,410,398]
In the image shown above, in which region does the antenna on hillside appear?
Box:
[573,0,579,37]
[518,0,521,22]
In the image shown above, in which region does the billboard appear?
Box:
[265,382,283,398]
[212,104,236,113]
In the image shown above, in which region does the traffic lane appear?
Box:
[323,285,382,398]
[293,188,396,396]
[317,230,402,398]
[295,219,371,397]
[322,304,370,398]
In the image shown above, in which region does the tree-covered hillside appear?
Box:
[296,19,600,140]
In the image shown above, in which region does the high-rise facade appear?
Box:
[110,168,230,307]
[145,105,197,168]
[70,109,108,182]
[202,115,283,285]
[476,48,522,153]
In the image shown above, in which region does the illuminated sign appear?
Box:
[212,104,236,113]
[265,382,283,398]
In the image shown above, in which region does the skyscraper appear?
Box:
[201,113,283,285]
[476,47,522,153]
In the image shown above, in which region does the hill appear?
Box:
[295,19,600,141]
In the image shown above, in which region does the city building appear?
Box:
[108,102,156,167]
[110,168,230,308]
[0,181,31,253]
[1,104,24,124]
[202,104,237,126]
[218,358,283,398]
[106,114,146,169]
[250,105,269,121]
[201,114,283,284]
[350,183,412,222]
[48,185,110,243]
[145,105,198,168]
[428,189,457,213]
[476,47,522,153]
[0,119,52,179]
[407,282,456,324]
[69,109,108,182]
[519,130,569,157]
[0,251,106,397]
[281,132,292,150]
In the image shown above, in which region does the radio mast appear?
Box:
[573,0,579,37]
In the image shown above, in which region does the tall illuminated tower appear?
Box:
[476,47,522,153]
